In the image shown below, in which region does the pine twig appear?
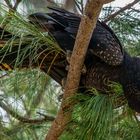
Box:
[4,0,22,11]
[0,73,8,78]
[104,0,140,23]
[4,0,13,9]
[131,8,140,13]
[75,0,84,14]
[0,101,55,124]
[13,0,22,10]
[45,0,113,140]
[75,0,83,14]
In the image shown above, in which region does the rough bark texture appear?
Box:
[45,0,113,140]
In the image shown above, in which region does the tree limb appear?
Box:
[45,0,113,140]
[104,0,140,23]
[0,101,55,124]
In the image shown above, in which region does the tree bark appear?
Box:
[45,0,113,140]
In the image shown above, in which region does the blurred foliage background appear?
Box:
[0,0,140,140]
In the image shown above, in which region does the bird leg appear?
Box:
[65,50,87,74]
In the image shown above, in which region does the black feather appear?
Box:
[29,6,123,66]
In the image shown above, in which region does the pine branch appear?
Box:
[4,0,13,9]
[45,0,113,140]
[13,0,22,10]
[131,8,140,13]
[0,101,55,124]
[0,73,8,78]
[4,0,22,11]
[75,0,83,14]
[104,0,139,23]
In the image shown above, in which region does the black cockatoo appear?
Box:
[0,7,140,112]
